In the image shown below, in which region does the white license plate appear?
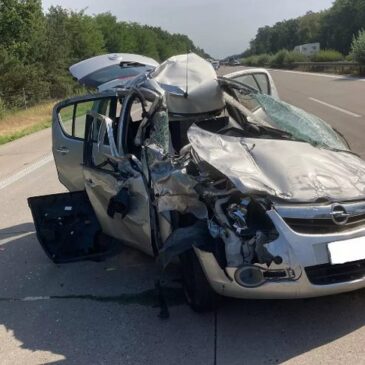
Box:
[328,236,365,265]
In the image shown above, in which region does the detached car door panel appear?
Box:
[28,191,115,263]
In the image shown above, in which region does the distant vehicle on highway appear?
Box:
[211,59,220,70]
[28,53,365,312]
[229,59,240,66]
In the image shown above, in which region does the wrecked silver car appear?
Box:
[29,53,365,312]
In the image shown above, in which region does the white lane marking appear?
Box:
[0,153,53,191]
[0,231,35,245]
[23,296,51,301]
[269,68,365,81]
[308,97,362,118]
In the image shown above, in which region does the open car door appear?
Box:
[224,68,279,99]
[70,53,159,91]
[81,95,154,257]
[30,92,127,263]
[29,94,155,263]
[52,92,123,191]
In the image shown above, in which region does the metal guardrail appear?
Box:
[293,61,357,66]
[292,61,365,75]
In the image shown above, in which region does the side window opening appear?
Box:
[232,73,271,96]
[233,74,259,92]
[84,113,119,173]
[253,74,270,95]
[74,101,94,139]
[90,97,123,145]
[58,100,94,140]
[58,97,123,143]
[59,105,74,136]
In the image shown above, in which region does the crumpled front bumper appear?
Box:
[195,209,365,299]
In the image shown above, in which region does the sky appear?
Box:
[42,0,335,59]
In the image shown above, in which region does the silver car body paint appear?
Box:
[151,53,225,115]
[195,205,365,299]
[225,68,280,99]
[39,53,365,299]
[146,140,207,219]
[70,53,159,89]
[188,124,365,203]
[84,165,154,256]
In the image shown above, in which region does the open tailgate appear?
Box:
[69,53,159,89]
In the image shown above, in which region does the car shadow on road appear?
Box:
[0,223,215,365]
[0,223,365,364]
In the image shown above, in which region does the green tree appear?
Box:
[319,0,365,54]
[0,2,209,112]
[352,29,365,64]
[298,11,323,44]
[241,0,365,57]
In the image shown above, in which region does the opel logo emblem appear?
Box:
[330,204,350,225]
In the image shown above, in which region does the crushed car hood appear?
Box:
[188,125,365,203]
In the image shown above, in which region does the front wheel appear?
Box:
[180,249,220,312]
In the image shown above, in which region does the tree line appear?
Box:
[0,0,209,114]
[243,0,365,58]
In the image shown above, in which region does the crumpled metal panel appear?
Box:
[188,124,365,203]
[146,143,207,219]
[151,53,225,115]
[83,167,154,255]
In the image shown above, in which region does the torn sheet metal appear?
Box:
[188,124,365,203]
[145,143,207,219]
[151,53,224,115]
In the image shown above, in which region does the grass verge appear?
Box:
[0,101,56,145]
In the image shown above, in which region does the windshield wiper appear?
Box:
[262,126,356,155]
[257,125,308,143]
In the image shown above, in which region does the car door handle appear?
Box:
[55,146,70,155]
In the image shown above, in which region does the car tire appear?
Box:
[180,249,220,312]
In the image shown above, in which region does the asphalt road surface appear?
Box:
[1,67,365,365]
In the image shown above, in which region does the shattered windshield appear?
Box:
[234,91,349,151]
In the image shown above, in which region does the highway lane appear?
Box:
[0,67,365,364]
[269,68,365,157]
